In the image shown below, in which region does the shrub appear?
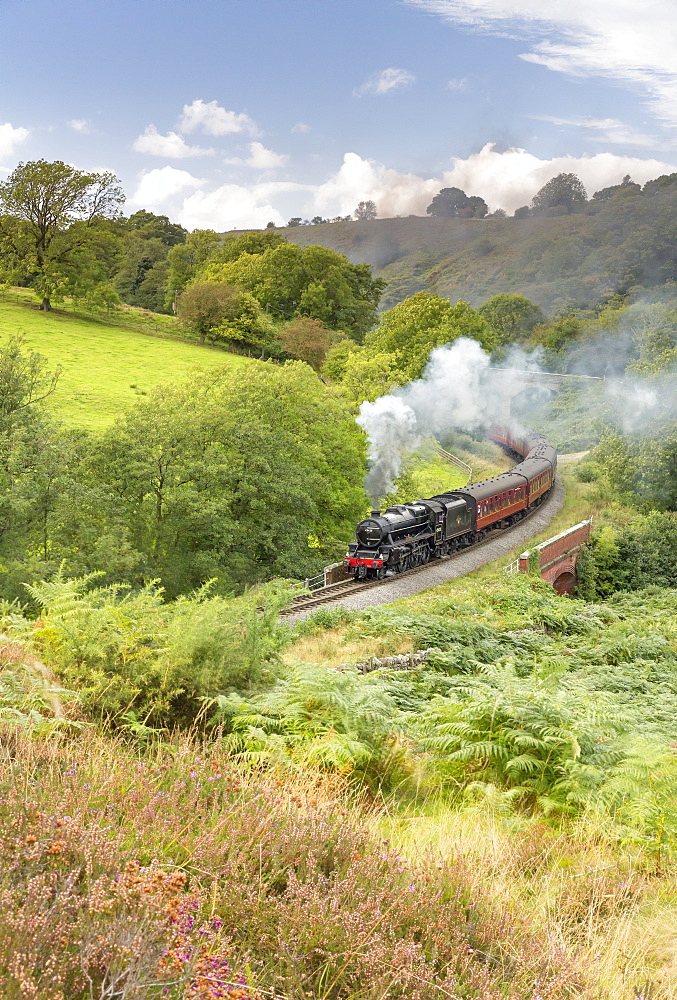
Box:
[8,573,292,725]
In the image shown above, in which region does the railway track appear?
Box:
[280,492,554,617]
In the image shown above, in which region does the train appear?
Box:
[344,425,557,580]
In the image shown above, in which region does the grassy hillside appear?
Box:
[0,289,250,429]
[281,177,677,313]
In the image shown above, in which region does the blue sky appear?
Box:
[1,0,677,229]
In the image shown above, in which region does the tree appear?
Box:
[354,200,377,221]
[287,217,302,227]
[278,317,340,370]
[531,173,587,215]
[200,241,385,340]
[125,210,187,247]
[426,187,487,219]
[365,292,495,380]
[177,282,241,343]
[165,229,222,309]
[0,337,64,595]
[87,363,367,594]
[177,281,271,348]
[0,159,124,310]
[478,294,546,346]
[114,233,170,312]
[465,195,489,219]
[592,175,640,203]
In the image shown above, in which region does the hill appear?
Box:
[0,290,250,429]
[280,176,677,313]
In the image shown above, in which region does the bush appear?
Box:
[9,573,292,725]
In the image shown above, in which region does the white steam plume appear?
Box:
[357,338,538,502]
[357,396,419,502]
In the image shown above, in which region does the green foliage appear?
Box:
[125,209,187,247]
[531,173,587,215]
[593,423,677,511]
[201,240,384,339]
[478,292,545,345]
[420,661,623,813]
[364,292,495,380]
[177,280,273,349]
[426,187,487,218]
[84,361,366,594]
[218,661,409,789]
[582,515,677,598]
[164,228,222,307]
[0,159,124,310]
[599,737,677,869]
[338,346,403,404]
[13,571,292,724]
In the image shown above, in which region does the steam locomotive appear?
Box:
[344,425,557,580]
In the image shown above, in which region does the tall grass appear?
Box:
[0,730,588,999]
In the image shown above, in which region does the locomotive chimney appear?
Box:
[370,509,381,518]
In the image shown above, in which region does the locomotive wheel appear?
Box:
[377,567,386,580]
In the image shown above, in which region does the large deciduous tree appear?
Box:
[177,281,273,351]
[531,173,587,215]
[0,159,124,310]
[87,362,367,595]
[365,292,495,380]
[426,187,488,219]
[278,316,340,370]
[478,293,546,346]
[201,241,385,340]
[354,200,377,221]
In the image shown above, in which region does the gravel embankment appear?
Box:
[290,477,566,620]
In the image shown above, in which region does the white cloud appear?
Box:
[405,0,677,124]
[225,142,288,170]
[130,166,206,212]
[447,77,469,91]
[128,144,677,233]
[133,124,213,158]
[68,118,92,134]
[312,144,677,218]
[178,99,258,136]
[355,68,416,96]
[439,143,676,212]
[313,152,438,217]
[178,180,307,231]
[533,115,656,147]
[292,121,310,133]
[0,122,30,165]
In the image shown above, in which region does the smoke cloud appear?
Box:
[357,338,544,501]
[357,320,677,503]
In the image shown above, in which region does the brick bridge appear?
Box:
[512,519,593,594]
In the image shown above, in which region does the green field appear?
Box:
[0,290,251,430]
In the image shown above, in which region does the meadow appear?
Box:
[0,289,250,429]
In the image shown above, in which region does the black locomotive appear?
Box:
[345,424,557,580]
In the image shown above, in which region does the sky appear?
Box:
[1,0,677,230]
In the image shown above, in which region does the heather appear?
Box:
[0,731,585,1000]
[4,564,677,995]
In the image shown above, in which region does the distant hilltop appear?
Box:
[250,175,677,314]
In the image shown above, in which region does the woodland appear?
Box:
[0,160,677,999]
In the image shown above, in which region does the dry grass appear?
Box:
[284,627,414,668]
[377,801,677,999]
